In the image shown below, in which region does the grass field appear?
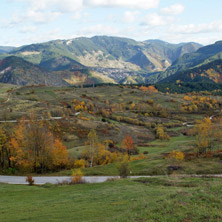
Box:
[0,177,221,222]
[80,135,222,176]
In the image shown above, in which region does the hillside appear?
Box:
[38,56,116,85]
[150,41,222,83]
[162,59,222,83]
[39,56,86,71]
[0,56,116,86]
[0,56,68,86]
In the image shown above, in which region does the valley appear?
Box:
[0,36,222,222]
[0,83,222,177]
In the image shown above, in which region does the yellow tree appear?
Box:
[10,114,68,173]
[156,125,170,141]
[195,117,212,155]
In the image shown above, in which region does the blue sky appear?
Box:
[1,0,222,46]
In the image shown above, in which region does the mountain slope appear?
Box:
[161,59,222,83]
[0,56,68,86]
[39,56,86,71]
[152,41,222,83]
[0,56,116,86]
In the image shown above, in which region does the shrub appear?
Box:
[168,150,185,161]
[117,160,130,178]
[74,159,86,168]
[26,176,34,186]
[71,169,84,184]
[155,125,170,141]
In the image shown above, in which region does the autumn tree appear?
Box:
[10,114,69,173]
[195,117,212,155]
[93,143,119,166]
[81,138,121,168]
[121,134,134,155]
[155,125,170,141]
[168,150,185,161]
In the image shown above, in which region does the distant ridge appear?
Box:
[161,59,222,83]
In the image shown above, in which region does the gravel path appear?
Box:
[0,175,152,185]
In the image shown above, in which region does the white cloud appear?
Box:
[84,0,159,10]
[123,11,139,23]
[25,10,61,24]
[140,4,184,28]
[170,21,222,34]
[20,25,37,33]
[146,13,166,26]
[161,4,184,15]
[72,11,90,20]
[14,0,83,12]
[20,28,70,45]
[12,0,159,11]
[141,13,174,27]
[78,24,120,36]
[7,0,159,28]
[161,31,222,45]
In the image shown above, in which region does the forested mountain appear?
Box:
[0,56,115,86]
[5,36,222,86]
[39,56,86,71]
[0,56,68,86]
[161,59,222,83]
[149,41,222,83]
[7,36,201,74]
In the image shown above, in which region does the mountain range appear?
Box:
[1,36,222,86]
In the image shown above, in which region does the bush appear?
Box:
[167,150,185,161]
[71,169,84,184]
[2,168,16,175]
[74,159,86,168]
[26,176,34,186]
[117,160,130,178]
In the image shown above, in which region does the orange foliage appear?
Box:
[10,115,69,173]
[122,134,134,154]
[140,85,158,92]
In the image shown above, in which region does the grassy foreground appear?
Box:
[0,177,221,222]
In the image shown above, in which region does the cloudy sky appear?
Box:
[1,0,222,46]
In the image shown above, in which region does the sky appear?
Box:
[1,0,222,46]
